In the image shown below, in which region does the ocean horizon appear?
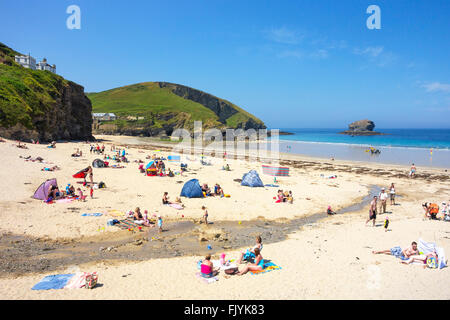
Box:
[272,128,450,168]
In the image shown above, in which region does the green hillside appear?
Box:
[0,42,93,142]
[87,81,266,135]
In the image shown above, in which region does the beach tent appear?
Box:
[92,159,106,168]
[73,167,89,179]
[33,178,58,200]
[241,170,264,187]
[145,161,158,176]
[418,238,447,269]
[262,165,290,177]
[180,179,204,198]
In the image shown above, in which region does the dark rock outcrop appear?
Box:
[0,81,93,143]
[339,119,385,136]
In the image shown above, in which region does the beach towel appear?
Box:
[418,238,447,269]
[195,272,219,284]
[169,203,183,210]
[264,184,279,188]
[107,210,125,218]
[56,198,75,204]
[81,213,103,217]
[32,274,75,290]
[249,261,282,275]
[115,218,146,230]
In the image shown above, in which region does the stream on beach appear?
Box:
[0,186,381,277]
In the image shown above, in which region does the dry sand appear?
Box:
[0,135,449,300]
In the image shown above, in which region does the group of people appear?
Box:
[200,236,265,277]
[90,144,105,154]
[373,241,440,267]
[422,201,450,221]
[46,183,89,202]
[201,183,225,197]
[365,183,396,227]
[71,148,83,157]
[131,207,163,232]
[275,190,293,204]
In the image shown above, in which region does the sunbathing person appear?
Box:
[327,206,336,215]
[237,248,264,276]
[41,166,60,171]
[237,236,263,264]
[200,254,219,278]
[214,184,224,197]
[372,241,419,261]
[400,250,438,266]
[17,141,28,149]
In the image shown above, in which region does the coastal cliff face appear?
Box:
[0,42,93,142]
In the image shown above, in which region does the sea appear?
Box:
[273,128,450,169]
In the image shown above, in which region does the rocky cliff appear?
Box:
[0,42,93,142]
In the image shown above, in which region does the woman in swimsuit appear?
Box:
[200,254,219,278]
[237,236,263,264]
[237,248,264,275]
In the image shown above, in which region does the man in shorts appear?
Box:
[365,196,378,227]
[372,241,419,261]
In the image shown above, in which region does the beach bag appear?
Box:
[225,267,239,275]
[85,272,98,289]
[426,257,437,269]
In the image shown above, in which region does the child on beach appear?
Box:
[157,215,163,233]
[202,206,208,225]
[327,206,336,215]
[90,187,94,199]
[77,188,86,202]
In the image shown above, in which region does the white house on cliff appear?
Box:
[15,54,56,74]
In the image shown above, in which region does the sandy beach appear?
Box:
[0,135,449,300]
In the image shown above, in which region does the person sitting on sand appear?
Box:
[200,254,219,278]
[76,188,86,202]
[237,236,263,264]
[48,185,61,200]
[372,241,419,261]
[327,206,336,215]
[162,192,172,205]
[133,207,144,221]
[422,202,440,220]
[16,141,28,149]
[276,190,285,203]
[202,184,212,196]
[237,248,264,276]
[66,184,76,196]
[214,184,224,197]
[168,168,174,177]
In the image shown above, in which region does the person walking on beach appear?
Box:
[389,183,396,205]
[202,206,209,225]
[379,188,388,214]
[366,196,378,226]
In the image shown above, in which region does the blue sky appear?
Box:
[1,0,449,128]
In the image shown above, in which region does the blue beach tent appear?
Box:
[180,179,204,198]
[241,170,264,187]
